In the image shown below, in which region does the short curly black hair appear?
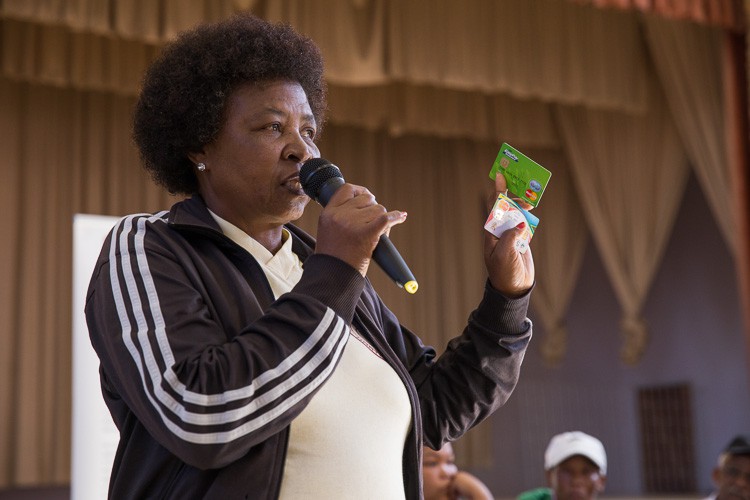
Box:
[133,13,327,195]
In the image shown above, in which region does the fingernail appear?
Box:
[516,221,526,229]
[401,211,408,219]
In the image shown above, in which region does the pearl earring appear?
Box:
[197,162,206,172]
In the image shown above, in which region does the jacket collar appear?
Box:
[167,194,316,259]
[168,194,222,232]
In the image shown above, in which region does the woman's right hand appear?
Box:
[313,183,407,276]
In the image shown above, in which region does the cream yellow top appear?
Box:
[210,211,412,499]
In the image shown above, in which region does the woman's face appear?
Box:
[193,80,319,236]
[422,443,459,500]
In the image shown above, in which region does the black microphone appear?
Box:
[300,158,418,294]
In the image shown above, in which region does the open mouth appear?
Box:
[283,176,305,195]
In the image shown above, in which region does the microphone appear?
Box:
[300,158,419,294]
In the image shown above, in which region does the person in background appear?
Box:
[704,434,750,500]
[85,12,535,500]
[423,442,494,500]
[517,431,607,500]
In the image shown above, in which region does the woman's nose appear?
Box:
[283,132,317,164]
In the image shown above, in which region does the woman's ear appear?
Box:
[187,151,206,166]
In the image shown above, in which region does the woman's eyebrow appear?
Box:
[262,106,315,123]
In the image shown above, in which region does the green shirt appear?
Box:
[517,487,553,500]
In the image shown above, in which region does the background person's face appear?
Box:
[194,80,319,233]
[714,455,750,500]
[548,455,606,500]
[422,443,459,500]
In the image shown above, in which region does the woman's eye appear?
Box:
[268,123,281,132]
[303,128,316,139]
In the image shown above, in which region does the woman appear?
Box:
[423,443,494,500]
[85,13,534,499]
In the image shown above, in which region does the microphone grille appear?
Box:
[300,158,343,199]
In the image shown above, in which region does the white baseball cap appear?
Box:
[544,431,607,475]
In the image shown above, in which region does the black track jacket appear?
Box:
[85,195,532,499]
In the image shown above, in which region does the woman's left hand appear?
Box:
[483,174,535,297]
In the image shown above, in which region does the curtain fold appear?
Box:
[0,78,23,487]
[527,151,589,367]
[643,15,737,254]
[388,0,649,112]
[6,83,80,485]
[163,0,238,40]
[1,18,161,94]
[0,80,177,487]
[3,0,652,113]
[555,78,689,364]
[568,0,746,31]
[0,0,240,41]
[327,83,560,147]
[644,14,750,365]
[264,0,388,85]
[725,26,750,368]
[113,0,161,41]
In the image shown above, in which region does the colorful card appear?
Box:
[488,143,551,208]
[484,193,539,254]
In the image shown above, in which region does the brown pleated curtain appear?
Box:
[0,0,747,488]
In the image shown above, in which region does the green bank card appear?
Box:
[488,143,551,208]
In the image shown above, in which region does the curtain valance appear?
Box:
[3,0,651,115]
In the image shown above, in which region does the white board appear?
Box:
[71,214,121,500]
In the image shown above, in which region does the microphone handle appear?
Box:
[315,177,418,294]
[372,234,418,294]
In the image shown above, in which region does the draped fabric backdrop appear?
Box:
[0,0,747,487]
